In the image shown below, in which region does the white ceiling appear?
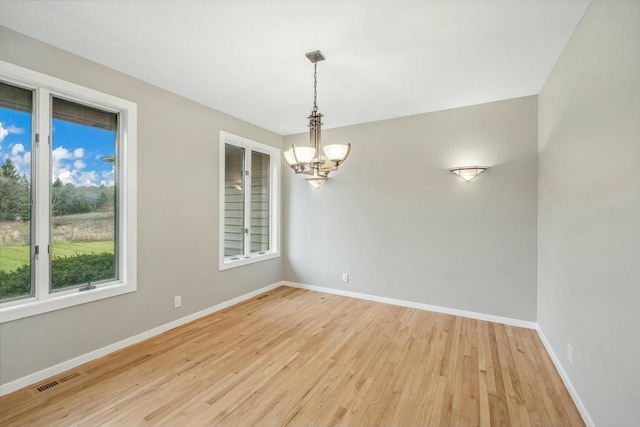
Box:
[0,0,590,136]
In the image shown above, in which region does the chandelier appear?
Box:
[284,50,351,188]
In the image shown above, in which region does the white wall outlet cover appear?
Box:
[342,273,349,282]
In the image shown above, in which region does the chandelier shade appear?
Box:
[323,143,351,164]
[285,50,351,187]
[292,146,316,165]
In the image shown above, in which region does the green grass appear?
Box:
[0,241,114,272]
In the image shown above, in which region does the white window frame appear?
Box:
[0,60,137,323]
[219,131,280,271]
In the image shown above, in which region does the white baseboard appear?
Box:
[283,282,537,329]
[536,327,595,427]
[0,281,283,397]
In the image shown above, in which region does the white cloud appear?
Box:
[100,169,115,186]
[7,125,24,135]
[52,146,81,185]
[77,171,98,187]
[3,143,32,177]
[11,143,25,156]
[13,143,109,187]
[52,146,86,173]
[50,145,110,187]
[56,168,74,185]
[0,123,8,144]
[52,147,72,178]
[52,146,73,162]
[0,122,26,145]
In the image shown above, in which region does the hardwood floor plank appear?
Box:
[0,287,585,426]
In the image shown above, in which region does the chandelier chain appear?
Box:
[313,62,318,113]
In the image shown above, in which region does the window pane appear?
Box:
[51,97,117,292]
[251,151,269,253]
[224,144,245,257]
[0,82,33,302]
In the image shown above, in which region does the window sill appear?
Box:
[219,251,280,271]
[0,280,136,324]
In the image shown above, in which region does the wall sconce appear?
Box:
[449,166,488,182]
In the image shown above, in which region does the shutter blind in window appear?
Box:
[0,81,32,113]
[52,98,117,131]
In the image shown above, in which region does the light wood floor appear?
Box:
[0,286,584,426]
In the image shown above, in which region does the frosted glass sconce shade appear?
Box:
[450,166,488,182]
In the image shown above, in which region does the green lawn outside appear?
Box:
[0,241,114,272]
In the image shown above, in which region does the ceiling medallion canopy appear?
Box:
[284,50,351,188]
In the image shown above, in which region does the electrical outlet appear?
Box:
[174,295,182,308]
[342,273,349,282]
[567,343,572,364]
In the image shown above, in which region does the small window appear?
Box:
[219,131,279,270]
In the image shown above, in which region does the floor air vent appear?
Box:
[34,371,81,393]
[36,381,59,392]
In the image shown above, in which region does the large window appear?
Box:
[219,131,279,270]
[0,60,137,323]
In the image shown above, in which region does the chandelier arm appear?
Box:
[291,144,304,172]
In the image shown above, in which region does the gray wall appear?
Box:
[0,27,283,385]
[537,0,640,425]
[284,96,538,321]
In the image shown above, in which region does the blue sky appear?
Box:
[0,107,115,187]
